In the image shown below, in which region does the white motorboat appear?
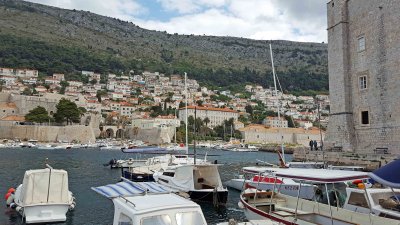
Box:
[343,186,400,219]
[341,159,400,220]
[226,167,316,200]
[92,180,208,225]
[165,143,188,152]
[121,154,209,182]
[37,144,57,150]
[8,165,75,224]
[230,144,259,152]
[240,168,400,225]
[153,164,228,203]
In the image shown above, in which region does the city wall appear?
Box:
[126,126,175,145]
[0,121,95,143]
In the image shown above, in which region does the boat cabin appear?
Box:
[92,181,207,225]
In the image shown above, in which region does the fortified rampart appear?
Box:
[0,121,95,143]
[126,127,175,145]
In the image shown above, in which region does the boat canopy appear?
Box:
[272,168,369,183]
[369,159,400,188]
[92,181,171,198]
[19,168,70,206]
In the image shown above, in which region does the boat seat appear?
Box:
[274,206,311,216]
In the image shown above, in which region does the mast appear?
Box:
[174,109,177,144]
[194,107,197,165]
[184,72,189,155]
[269,43,280,119]
[269,43,285,163]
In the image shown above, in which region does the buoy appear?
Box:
[352,179,363,185]
[358,183,365,189]
[5,192,11,201]
[179,143,184,147]
[7,188,15,193]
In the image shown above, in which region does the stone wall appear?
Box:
[0,121,95,143]
[126,127,175,145]
[325,0,400,155]
[293,149,398,171]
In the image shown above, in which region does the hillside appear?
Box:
[0,0,328,93]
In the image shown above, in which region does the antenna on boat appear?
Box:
[269,42,285,163]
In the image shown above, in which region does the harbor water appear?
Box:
[0,148,292,225]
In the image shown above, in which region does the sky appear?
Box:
[26,0,327,43]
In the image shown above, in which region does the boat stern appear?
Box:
[23,204,70,224]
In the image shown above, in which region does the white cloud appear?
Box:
[156,0,229,14]
[27,0,146,21]
[26,0,327,42]
[138,0,327,42]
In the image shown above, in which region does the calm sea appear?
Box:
[0,147,292,225]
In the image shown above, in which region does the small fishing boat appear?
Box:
[341,159,400,219]
[240,168,400,225]
[6,165,76,224]
[92,180,208,225]
[153,164,228,204]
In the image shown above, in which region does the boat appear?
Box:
[105,158,148,169]
[121,145,167,153]
[217,220,278,225]
[165,143,188,152]
[92,180,208,225]
[6,165,76,224]
[37,144,57,150]
[121,154,209,182]
[240,168,400,225]
[231,144,259,152]
[226,167,316,200]
[153,164,228,203]
[341,159,400,219]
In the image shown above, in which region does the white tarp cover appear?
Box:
[20,168,69,206]
[172,165,194,190]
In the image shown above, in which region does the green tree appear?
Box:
[25,106,53,123]
[196,100,203,106]
[54,98,81,124]
[90,79,97,85]
[203,117,210,127]
[22,87,32,96]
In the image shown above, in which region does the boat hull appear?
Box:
[19,204,70,224]
[188,190,228,204]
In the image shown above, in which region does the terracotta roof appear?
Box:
[1,115,25,121]
[180,106,238,113]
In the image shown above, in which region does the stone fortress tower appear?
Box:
[325,0,400,154]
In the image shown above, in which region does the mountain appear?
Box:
[0,0,328,93]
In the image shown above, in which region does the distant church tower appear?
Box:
[325,0,400,154]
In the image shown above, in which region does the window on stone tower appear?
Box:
[358,36,366,52]
[361,111,369,125]
[359,76,367,90]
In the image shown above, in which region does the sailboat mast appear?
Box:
[269,43,285,163]
[184,72,189,155]
[269,43,280,119]
[174,110,177,144]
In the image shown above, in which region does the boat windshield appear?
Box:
[141,215,171,225]
[176,212,205,225]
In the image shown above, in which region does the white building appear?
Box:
[132,115,180,129]
[262,116,288,128]
[0,68,14,76]
[15,69,38,78]
[178,106,239,128]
